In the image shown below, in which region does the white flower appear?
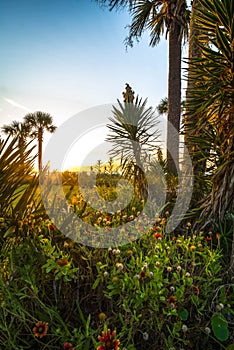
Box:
[149,271,154,277]
[143,332,149,340]
[216,303,224,311]
[103,271,109,277]
[177,265,182,271]
[205,327,211,334]
[116,263,124,270]
[170,286,175,292]
[155,261,160,267]
[141,263,148,271]
[182,324,188,333]
[185,272,190,277]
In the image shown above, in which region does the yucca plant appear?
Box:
[106,84,160,200]
[0,136,41,222]
[185,0,234,269]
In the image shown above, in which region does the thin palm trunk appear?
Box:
[167,22,181,175]
[38,128,43,172]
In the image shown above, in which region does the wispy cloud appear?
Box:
[2,97,32,112]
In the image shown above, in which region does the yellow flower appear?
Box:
[190,245,196,251]
[98,312,107,321]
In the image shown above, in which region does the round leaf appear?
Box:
[211,313,229,341]
[178,308,189,321]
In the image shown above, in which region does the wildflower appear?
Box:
[49,224,56,230]
[108,247,112,252]
[57,258,69,266]
[154,233,162,240]
[189,245,196,251]
[116,263,124,271]
[143,332,149,340]
[135,274,140,280]
[193,285,199,294]
[141,263,148,271]
[216,303,224,311]
[112,249,120,255]
[167,266,172,272]
[98,312,107,321]
[149,271,154,277]
[127,249,133,256]
[216,232,221,239]
[97,329,120,350]
[170,286,175,292]
[167,295,176,304]
[140,271,146,279]
[155,245,160,251]
[204,237,212,242]
[205,327,211,335]
[182,324,188,333]
[185,272,191,277]
[64,343,75,350]
[33,321,48,338]
[103,271,109,277]
[176,266,182,271]
[155,261,160,267]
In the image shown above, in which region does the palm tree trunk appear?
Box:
[167,22,181,175]
[184,0,210,205]
[38,128,43,172]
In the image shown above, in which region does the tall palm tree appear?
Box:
[1,120,30,161]
[24,111,56,172]
[96,0,190,174]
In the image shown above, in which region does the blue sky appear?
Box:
[0,0,188,169]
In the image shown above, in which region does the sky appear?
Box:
[0,0,189,170]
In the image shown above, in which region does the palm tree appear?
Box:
[24,111,56,172]
[1,120,30,161]
[96,0,190,174]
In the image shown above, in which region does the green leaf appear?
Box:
[211,313,229,341]
[92,278,100,290]
[178,308,189,321]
